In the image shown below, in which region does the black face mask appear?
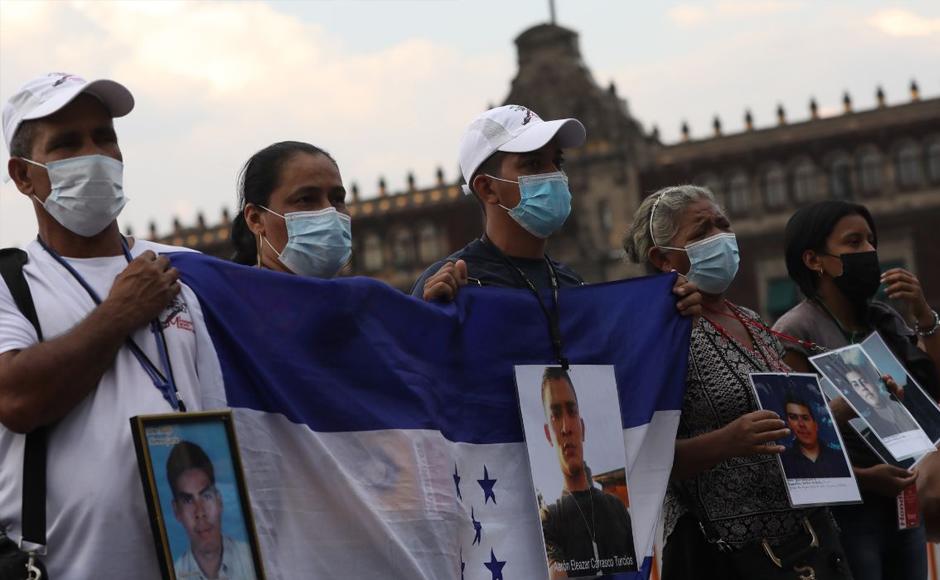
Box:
[832,251,881,304]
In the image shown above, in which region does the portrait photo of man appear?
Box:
[812,345,934,462]
[779,391,851,479]
[537,367,636,578]
[749,372,860,506]
[166,441,257,580]
[842,366,920,438]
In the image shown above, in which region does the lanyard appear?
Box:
[37,236,186,411]
[481,237,568,368]
[703,304,787,372]
[705,300,828,355]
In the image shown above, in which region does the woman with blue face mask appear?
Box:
[230,141,352,277]
[623,185,853,580]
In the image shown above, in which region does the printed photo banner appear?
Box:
[171,253,691,580]
[749,373,860,508]
[811,344,934,461]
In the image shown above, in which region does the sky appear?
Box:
[1,0,938,247]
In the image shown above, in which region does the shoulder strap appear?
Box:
[0,249,42,340]
[0,248,48,549]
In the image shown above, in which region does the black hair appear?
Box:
[540,366,578,406]
[783,389,817,423]
[467,151,507,216]
[783,200,878,298]
[9,120,38,159]
[166,440,215,499]
[231,141,338,265]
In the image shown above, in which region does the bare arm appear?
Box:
[882,268,940,374]
[672,410,789,481]
[0,252,179,433]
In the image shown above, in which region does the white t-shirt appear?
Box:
[0,239,224,580]
[175,535,257,580]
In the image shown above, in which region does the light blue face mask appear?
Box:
[659,233,740,295]
[487,171,572,238]
[260,206,352,278]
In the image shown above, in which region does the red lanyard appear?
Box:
[702,302,790,372]
[705,300,826,355]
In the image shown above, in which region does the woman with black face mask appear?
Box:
[774,200,940,580]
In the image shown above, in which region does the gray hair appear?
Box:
[623,185,721,270]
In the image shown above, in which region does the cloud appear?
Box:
[717,1,803,16]
[867,8,940,38]
[669,1,802,27]
[668,5,709,28]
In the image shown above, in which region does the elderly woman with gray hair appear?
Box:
[624,185,853,580]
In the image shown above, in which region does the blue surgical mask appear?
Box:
[260,206,352,278]
[660,233,740,295]
[487,171,571,238]
[22,154,126,237]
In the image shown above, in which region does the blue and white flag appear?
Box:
[172,253,690,580]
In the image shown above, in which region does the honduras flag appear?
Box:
[172,253,690,580]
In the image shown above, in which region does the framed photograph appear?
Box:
[130,410,266,580]
[749,373,861,507]
[861,332,940,445]
[514,365,638,579]
[810,345,934,461]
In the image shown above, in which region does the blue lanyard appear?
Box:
[37,236,186,412]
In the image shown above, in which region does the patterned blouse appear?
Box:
[664,306,813,548]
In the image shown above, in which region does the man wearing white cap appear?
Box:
[412,104,588,298]
[0,73,220,579]
[412,105,702,322]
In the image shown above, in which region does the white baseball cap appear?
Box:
[3,72,134,153]
[458,104,586,194]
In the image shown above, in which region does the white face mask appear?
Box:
[259,206,352,278]
[22,154,127,237]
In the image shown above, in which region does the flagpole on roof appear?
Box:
[549,0,557,25]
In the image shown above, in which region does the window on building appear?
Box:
[393,229,414,267]
[728,171,750,214]
[705,178,725,209]
[597,199,612,233]
[793,160,818,202]
[896,142,924,188]
[694,173,725,209]
[363,233,383,272]
[766,277,799,322]
[762,165,787,208]
[418,223,440,264]
[829,155,853,200]
[857,147,883,195]
[927,140,940,183]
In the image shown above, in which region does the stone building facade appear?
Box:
[155,23,940,321]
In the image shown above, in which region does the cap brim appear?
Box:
[22,79,134,122]
[498,118,586,154]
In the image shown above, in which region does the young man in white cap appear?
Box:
[412,105,702,320]
[412,104,588,298]
[0,73,220,579]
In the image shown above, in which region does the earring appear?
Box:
[256,234,262,268]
